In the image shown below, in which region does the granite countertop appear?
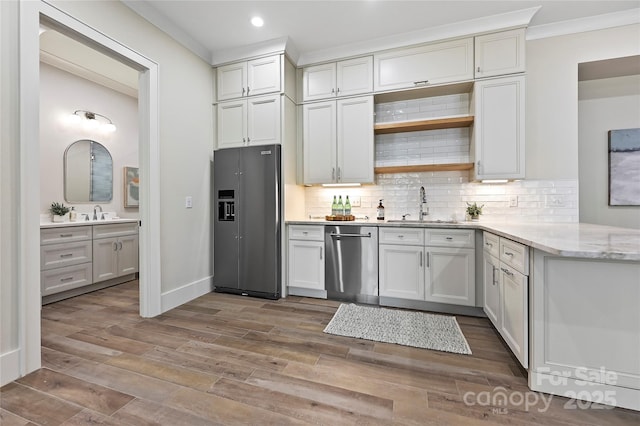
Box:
[40,218,139,229]
[286,219,640,261]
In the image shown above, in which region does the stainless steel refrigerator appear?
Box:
[213,144,281,299]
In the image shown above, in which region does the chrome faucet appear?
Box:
[419,186,429,220]
[93,204,103,220]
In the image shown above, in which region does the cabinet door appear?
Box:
[475,29,525,78]
[374,38,473,92]
[379,244,424,300]
[247,94,281,146]
[426,247,475,306]
[41,263,93,296]
[302,62,337,101]
[117,235,139,276]
[474,75,525,180]
[217,61,247,101]
[336,56,373,97]
[483,252,501,328]
[217,100,247,149]
[499,264,528,368]
[337,96,374,183]
[303,101,336,184]
[93,237,119,283]
[287,240,324,290]
[247,55,281,97]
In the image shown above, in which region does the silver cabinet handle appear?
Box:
[485,242,493,247]
[336,88,340,94]
[337,167,341,181]
[492,266,497,285]
[242,87,245,96]
[332,167,336,181]
[247,137,250,143]
[331,88,335,94]
[477,66,481,72]
[113,242,118,251]
[118,242,123,251]
[247,86,250,95]
[426,252,430,268]
[419,252,422,267]
[320,247,323,260]
[302,231,308,235]
[504,252,514,257]
[60,253,73,258]
[59,233,72,238]
[445,237,453,240]
[60,276,74,282]
[413,80,430,86]
[397,235,404,239]
[501,267,514,277]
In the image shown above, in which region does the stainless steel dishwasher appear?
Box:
[325,225,378,304]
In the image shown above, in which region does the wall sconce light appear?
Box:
[69,110,117,133]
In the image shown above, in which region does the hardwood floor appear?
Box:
[1,280,639,425]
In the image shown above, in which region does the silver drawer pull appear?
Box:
[413,80,430,86]
[59,253,73,258]
[445,237,453,240]
[302,231,308,235]
[504,252,514,257]
[59,233,73,237]
[501,267,514,276]
[60,277,74,282]
[397,235,404,238]
[485,242,493,247]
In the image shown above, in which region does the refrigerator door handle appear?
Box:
[320,247,323,260]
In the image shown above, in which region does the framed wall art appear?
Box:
[608,128,640,206]
[123,166,139,208]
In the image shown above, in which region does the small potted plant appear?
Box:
[50,202,70,222]
[466,202,484,221]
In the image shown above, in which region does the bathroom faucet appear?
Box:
[419,186,429,220]
[93,204,103,220]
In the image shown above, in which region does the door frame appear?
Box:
[18,0,162,377]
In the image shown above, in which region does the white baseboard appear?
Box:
[161,275,213,312]
[0,348,21,386]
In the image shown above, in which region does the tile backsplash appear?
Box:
[304,175,579,223]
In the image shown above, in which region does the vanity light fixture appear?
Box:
[69,110,117,133]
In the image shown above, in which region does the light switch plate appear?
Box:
[509,196,518,207]
[351,196,361,207]
[185,196,193,208]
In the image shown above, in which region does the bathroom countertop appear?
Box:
[40,218,139,229]
[286,219,640,261]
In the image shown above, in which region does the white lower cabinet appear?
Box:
[379,227,475,306]
[379,244,424,300]
[482,231,529,368]
[287,225,325,297]
[93,234,139,283]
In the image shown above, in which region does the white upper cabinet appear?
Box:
[217,54,281,101]
[302,56,373,101]
[473,75,525,181]
[475,28,526,78]
[374,38,474,92]
[302,96,374,184]
[217,94,281,149]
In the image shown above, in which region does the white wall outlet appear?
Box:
[185,196,193,208]
[546,195,565,207]
[350,196,361,207]
[509,196,518,207]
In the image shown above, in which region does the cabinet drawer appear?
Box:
[483,232,500,258]
[379,227,424,245]
[289,225,324,241]
[41,226,92,245]
[425,229,474,248]
[93,222,139,239]
[41,240,92,270]
[500,238,529,275]
[41,263,93,296]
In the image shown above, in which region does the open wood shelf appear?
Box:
[374,162,474,174]
[374,116,474,135]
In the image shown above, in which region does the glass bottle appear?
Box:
[344,196,351,216]
[331,195,338,216]
[337,195,344,216]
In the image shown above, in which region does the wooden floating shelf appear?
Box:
[375,163,474,174]
[374,116,474,135]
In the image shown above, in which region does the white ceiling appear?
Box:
[124,0,640,64]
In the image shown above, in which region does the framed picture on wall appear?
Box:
[124,166,139,208]
[608,128,640,206]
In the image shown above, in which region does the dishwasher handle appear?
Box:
[330,232,372,238]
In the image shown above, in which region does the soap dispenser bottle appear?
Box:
[69,207,77,222]
[376,200,385,220]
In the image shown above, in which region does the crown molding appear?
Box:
[121,0,211,63]
[211,36,298,66]
[296,6,540,66]
[526,8,640,41]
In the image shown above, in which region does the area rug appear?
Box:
[323,303,472,355]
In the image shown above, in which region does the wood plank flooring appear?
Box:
[2,280,639,425]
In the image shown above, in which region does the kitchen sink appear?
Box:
[387,219,458,224]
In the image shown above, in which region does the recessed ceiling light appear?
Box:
[251,16,264,27]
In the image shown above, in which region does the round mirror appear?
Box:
[64,140,113,202]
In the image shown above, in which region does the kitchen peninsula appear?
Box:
[285,219,640,410]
